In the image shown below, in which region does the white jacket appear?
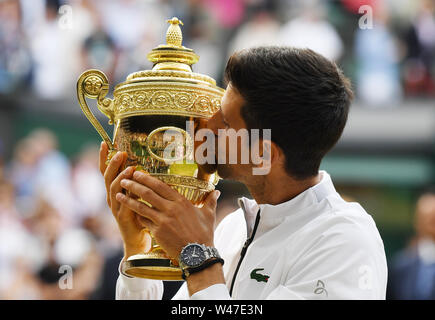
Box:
[116,171,388,300]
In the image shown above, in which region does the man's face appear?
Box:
[416,195,435,240]
[206,84,259,182]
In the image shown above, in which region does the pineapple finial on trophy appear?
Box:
[77,16,225,280]
[165,17,184,47]
[148,17,198,71]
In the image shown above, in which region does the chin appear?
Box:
[216,164,235,180]
[197,162,217,174]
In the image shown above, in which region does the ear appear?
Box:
[251,138,282,176]
[269,141,282,167]
[254,136,278,156]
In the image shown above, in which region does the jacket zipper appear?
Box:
[229,209,261,297]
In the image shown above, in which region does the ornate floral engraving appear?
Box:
[194,95,212,113]
[134,91,149,106]
[83,75,103,95]
[151,91,173,108]
[113,87,223,119]
[119,93,132,111]
[174,92,195,109]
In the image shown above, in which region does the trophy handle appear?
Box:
[77,69,116,160]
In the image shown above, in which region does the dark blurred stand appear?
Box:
[90,248,123,300]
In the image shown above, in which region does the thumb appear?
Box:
[202,190,221,211]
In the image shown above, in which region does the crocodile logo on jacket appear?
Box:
[250,268,270,283]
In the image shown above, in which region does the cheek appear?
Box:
[215,133,253,166]
[206,113,223,135]
[216,134,232,163]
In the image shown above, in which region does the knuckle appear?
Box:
[175,196,185,206]
[133,170,145,181]
[168,202,179,213]
[179,197,190,209]
[138,171,148,180]
[131,198,139,210]
[122,168,131,178]
[158,218,167,229]
[136,200,146,213]
[109,158,120,170]
[121,179,130,188]
[141,187,151,198]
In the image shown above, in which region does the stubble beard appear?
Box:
[216,163,235,180]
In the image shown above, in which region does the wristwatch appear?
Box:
[179,243,224,280]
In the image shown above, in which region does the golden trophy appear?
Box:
[76,17,224,280]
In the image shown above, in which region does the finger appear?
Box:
[117,203,155,232]
[133,170,180,201]
[99,141,109,175]
[120,179,170,211]
[202,190,221,212]
[104,151,126,205]
[134,213,154,230]
[116,192,160,224]
[116,205,154,254]
[109,166,135,212]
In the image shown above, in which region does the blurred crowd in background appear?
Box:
[0,0,434,103]
[0,128,123,299]
[0,0,435,300]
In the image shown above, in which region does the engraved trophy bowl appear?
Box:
[76,17,224,280]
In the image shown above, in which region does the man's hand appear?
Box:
[115,170,221,261]
[100,141,225,295]
[99,141,152,258]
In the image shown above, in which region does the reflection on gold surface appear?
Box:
[76,17,224,280]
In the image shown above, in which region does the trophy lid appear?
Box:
[112,17,224,121]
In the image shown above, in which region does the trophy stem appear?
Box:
[123,242,182,280]
[77,17,224,281]
[122,188,183,280]
[121,172,214,281]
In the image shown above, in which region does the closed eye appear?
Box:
[219,105,230,129]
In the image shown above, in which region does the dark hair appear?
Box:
[224,46,353,180]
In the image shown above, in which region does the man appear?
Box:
[100,47,388,299]
[387,192,435,299]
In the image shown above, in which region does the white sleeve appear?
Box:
[116,210,245,300]
[114,262,230,300]
[171,281,231,300]
[190,284,231,300]
[115,263,164,300]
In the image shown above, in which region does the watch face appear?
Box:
[181,244,206,267]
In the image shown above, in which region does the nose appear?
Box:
[207,111,220,136]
